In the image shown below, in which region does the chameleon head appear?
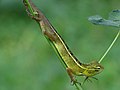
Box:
[83,61,104,77]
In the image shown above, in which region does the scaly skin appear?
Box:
[23,0,104,85]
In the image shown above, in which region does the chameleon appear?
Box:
[23,0,104,85]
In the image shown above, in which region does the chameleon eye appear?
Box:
[96,66,101,69]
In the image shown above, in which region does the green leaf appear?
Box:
[88,10,120,28]
[109,10,120,21]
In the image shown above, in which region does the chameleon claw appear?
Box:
[26,9,33,17]
[26,8,40,20]
[66,68,81,86]
[23,0,41,21]
[87,78,92,83]
[82,76,89,85]
[71,79,81,86]
[92,77,98,80]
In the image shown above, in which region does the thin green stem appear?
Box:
[24,0,35,16]
[74,83,83,90]
[99,30,120,63]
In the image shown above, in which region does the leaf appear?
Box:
[109,10,120,21]
[88,10,120,28]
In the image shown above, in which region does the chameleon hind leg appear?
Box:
[66,68,81,86]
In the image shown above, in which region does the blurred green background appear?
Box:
[0,0,120,90]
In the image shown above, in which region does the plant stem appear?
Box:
[99,30,120,63]
[74,83,83,90]
[24,0,35,16]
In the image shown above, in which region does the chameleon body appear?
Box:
[23,0,104,84]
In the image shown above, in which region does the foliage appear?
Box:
[88,10,120,27]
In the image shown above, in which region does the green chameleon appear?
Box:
[23,0,104,85]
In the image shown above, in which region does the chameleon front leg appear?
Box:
[66,68,81,86]
[23,0,41,21]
